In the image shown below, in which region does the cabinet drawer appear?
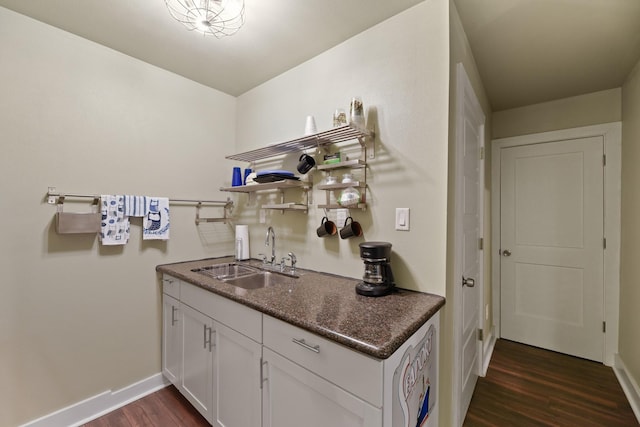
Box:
[162,275,180,299]
[181,282,262,343]
[263,315,382,407]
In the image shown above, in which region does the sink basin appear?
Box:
[191,263,259,280]
[223,271,297,290]
[192,262,298,290]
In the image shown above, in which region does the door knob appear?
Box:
[462,276,475,287]
[502,249,512,257]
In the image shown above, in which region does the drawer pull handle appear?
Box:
[292,338,320,353]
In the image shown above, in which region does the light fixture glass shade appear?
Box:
[165,0,245,38]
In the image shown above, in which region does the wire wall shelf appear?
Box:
[225,124,374,163]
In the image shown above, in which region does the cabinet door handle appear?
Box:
[260,359,268,389]
[203,325,210,350]
[171,306,178,326]
[203,326,215,352]
[292,338,320,353]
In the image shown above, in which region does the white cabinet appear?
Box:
[162,273,440,427]
[162,293,181,386]
[212,321,262,427]
[181,303,214,422]
[262,315,382,427]
[162,275,262,427]
[262,348,382,427]
[262,315,383,406]
[262,314,440,427]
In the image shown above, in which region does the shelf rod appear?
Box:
[46,188,231,206]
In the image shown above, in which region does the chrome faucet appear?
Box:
[265,226,276,265]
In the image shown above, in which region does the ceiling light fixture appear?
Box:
[164,0,245,38]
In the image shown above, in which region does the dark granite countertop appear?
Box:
[156,256,445,359]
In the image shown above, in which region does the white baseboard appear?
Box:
[20,373,170,427]
[480,326,496,377]
[614,354,640,423]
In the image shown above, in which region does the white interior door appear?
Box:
[500,137,604,362]
[455,63,485,426]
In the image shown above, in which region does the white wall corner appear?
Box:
[19,373,170,427]
[614,354,640,423]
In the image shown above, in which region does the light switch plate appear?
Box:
[395,208,410,231]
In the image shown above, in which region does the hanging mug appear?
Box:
[316,216,337,237]
[339,216,363,239]
[297,153,316,174]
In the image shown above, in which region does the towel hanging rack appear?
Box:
[46,187,234,225]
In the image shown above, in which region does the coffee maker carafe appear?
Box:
[356,241,395,296]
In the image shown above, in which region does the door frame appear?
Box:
[452,63,486,427]
[491,122,621,366]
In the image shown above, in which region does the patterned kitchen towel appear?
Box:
[143,197,170,240]
[123,195,146,217]
[99,195,130,245]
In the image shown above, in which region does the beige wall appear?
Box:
[235,0,450,297]
[442,2,493,426]
[234,0,451,421]
[492,88,622,139]
[620,58,640,388]
[0,7,237,426]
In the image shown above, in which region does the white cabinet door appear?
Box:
[212,321,262,427]
[262,348,381,427]
[181,303,214,423]
[162,294,182,386]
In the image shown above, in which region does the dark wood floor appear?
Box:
[464,339,638,427]
[83,339,638,427]
[81,385,209,427]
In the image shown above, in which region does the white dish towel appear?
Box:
[99,195,130,245]
[143,197,170,240]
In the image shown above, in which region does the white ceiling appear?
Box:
[0,0,423,96]
[3,1,640,109]
[455,0,640,111]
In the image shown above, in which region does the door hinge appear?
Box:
[477,329,484,341]
[479,237,484,250]
[480,147,485,160]
[604,237,607,249]
[603,154,607,166]
[603,321,606,333]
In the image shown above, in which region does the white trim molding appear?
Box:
[20,373,169,427]
[614,354,640,423]
[481,325,496,377]
[452,62,487,427]
[491,122,621,366]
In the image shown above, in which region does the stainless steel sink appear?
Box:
[191,263,259,280]
[223,271,297,290]
[192,262,298,290]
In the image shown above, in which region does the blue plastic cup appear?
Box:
[232,167,243,187]
[243,168,252,185]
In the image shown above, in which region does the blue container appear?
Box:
[243,168,252,185]
[232,167,243,187]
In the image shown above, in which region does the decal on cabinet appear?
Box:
[393,324,437,427]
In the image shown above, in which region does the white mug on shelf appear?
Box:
[304,115,317,135]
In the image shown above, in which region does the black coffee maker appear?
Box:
[356,241,395,297]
